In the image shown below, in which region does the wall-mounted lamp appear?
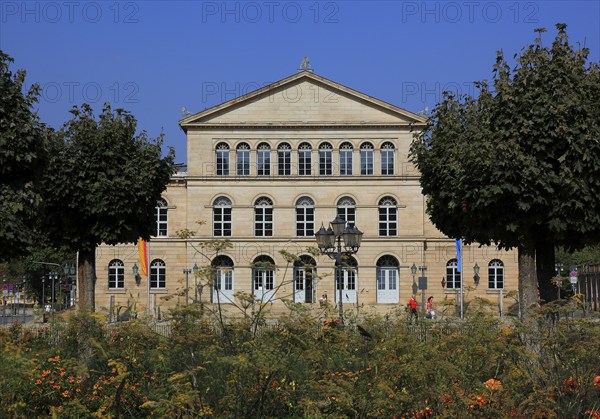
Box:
[473,263,480,286]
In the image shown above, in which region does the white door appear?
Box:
[336,268,357,303]
[213,269,234,303]
[294,268,314,303]
[377,268,398,303]
[254,269,275,302]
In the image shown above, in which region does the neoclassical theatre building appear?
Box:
[95,70,517,318]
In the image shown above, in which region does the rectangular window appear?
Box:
[216,150,229,176]
[108,269,124,289]
[213,207,232,237]
[378,207,397,236]
[337,206,356,228]
[254,269,274,291]
[255,207,273,236]
[299,150,312,176]
[296,207,314,236]
[237,150,250,176]
[340,149,353,175]
[156,206,168,237]
[446,266,462,289]
[360,149,373,175]
[381,149,394,175]
[278,149,291,176]
[257,150,270,176]
[489,268,504,289]
[319,150,332,175]
[150,268,166,289]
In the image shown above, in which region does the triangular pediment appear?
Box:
[180,72,426,129]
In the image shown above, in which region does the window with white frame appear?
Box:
[296,196,314,236]
[257,142,271,176]
[252,255,275,301]
[445,259,462,289]
[236,143,250,176]
[278,143,291,176]
[378,196,397,236]
[254,197,273,237]
[488,259,504,289]
[155,199,168,237]
[212,255,234,303]
[213,196,232,237]
[215,142,230,176]
[380,142,395,175]
[108,259,124,289]
[376,255,399,303]
[336,196,356,227]
[360,142,374,175]
[298,143,312,176]
[150,259,166,289]
[319,142,333,176]
[339,142,353,175]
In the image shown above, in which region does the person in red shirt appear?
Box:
[408,295,418,322]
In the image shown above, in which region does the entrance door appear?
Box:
[377,268,398,303]
[336,268,357,303]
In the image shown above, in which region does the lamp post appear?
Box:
[183,268,192,304]
[49,272,58,321]
[410,263,418,295]
[555,262,563,299]
[418,265,428,312]
[21,277,27,322]
[315,215,363,324]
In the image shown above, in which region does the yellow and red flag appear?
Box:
[137,237,148,276]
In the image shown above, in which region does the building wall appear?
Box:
[95,73,518,319]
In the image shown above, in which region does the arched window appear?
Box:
[296,197,315,237]
[213,196,232,237]
[445,259,461,289]
[319,142,333,176]
[150,259,166,289]
[236,143,250,176]
[254,197,273,237]
[277,143,291,176]
[360,142,374,175]
[298,142,312,176]
[293,255,316,303]
[488,259,504,289]
[376,255,399,303]
[336,196,356,227]
[108,259,124,289]
[212,255,234,303]
[215,142,230,176]
[336,256,358,303]
[339,142,353,176]
[257,142,271,176]
[381,142,395,175]
[155,199,168,237]
[378,196,397,237]
[252,255,276,301]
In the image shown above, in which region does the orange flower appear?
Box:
[585,410,600,419]
[594,376,600,389]
[484,378,502,389]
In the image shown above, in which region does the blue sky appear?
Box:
[2,1,598,162]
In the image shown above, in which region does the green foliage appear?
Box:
[0,51,49,261]
[2,308,600,417]
[409,25,600,307]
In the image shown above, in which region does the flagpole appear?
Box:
[460,240,464,319]
[146,241,151,317]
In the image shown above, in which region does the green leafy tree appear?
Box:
[410,25,600,317]
[0,51,48,261]
[42,104,174,311]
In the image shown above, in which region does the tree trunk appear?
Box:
[78,248,96,312]
[536,236,557,303]
[518,243,538,320]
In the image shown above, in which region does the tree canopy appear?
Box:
[409,24,600,312]
[42,104,175,311]
[0,51,48,262]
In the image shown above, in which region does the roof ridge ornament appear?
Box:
[298,56,313,72]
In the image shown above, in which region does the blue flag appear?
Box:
[456,239,462,272]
